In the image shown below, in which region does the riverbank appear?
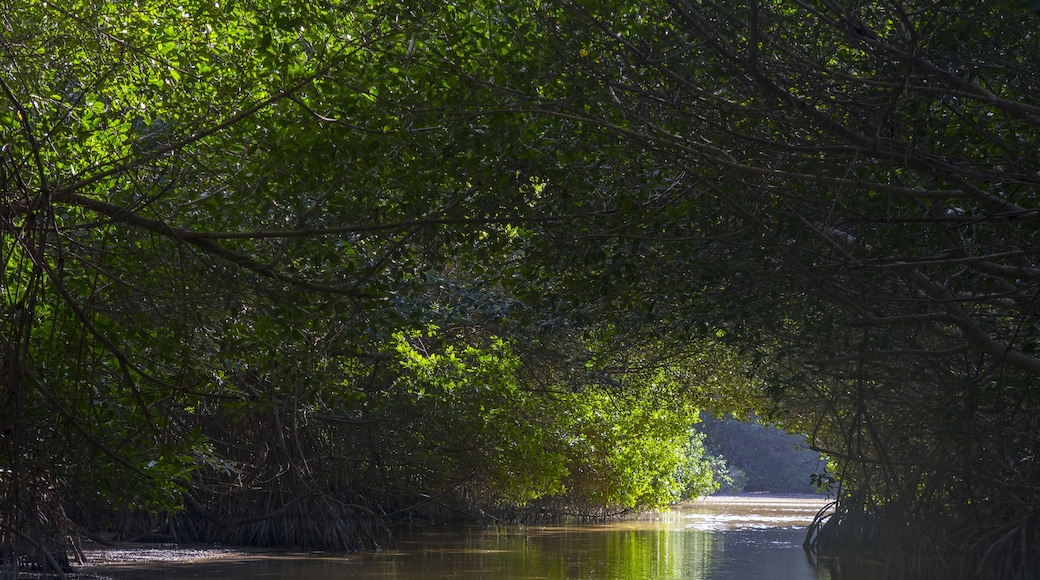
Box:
[72,543,274,579]
[73,494,834,578]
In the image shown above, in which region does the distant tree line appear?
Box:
[696,414,827,495]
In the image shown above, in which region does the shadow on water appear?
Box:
[81,496,886,579]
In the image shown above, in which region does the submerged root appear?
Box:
[90,491,390,552]
[965,513,1039,580]
[804,498,1040,580]
[181,491,392,551]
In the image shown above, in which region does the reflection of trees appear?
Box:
[395,521,846,579]
[603,529,717,579]
[431,525,720,579]
[707,529,829,580]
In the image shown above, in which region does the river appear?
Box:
[83,496,882,579]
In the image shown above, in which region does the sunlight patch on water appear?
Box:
[682,513,813,531]
[677,495,832,532]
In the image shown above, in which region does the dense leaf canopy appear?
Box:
[2,0,1039,577]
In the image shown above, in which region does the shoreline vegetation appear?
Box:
[71,494,831,579]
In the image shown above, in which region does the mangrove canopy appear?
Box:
[2,0,1039,578]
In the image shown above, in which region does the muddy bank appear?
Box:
[74,543,275,579]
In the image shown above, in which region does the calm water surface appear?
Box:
[87,496,879,579]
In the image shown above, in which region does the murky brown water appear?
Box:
[83,496,882,579]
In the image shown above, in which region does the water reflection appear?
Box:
[87,496,881,579]
[376,524,722,579]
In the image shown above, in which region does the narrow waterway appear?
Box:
[84,496,881,579]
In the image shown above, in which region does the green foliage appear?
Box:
[388,327,569,504]
[476,1,1040,575]
[385,327,714,512]
[4,1,1036,575]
